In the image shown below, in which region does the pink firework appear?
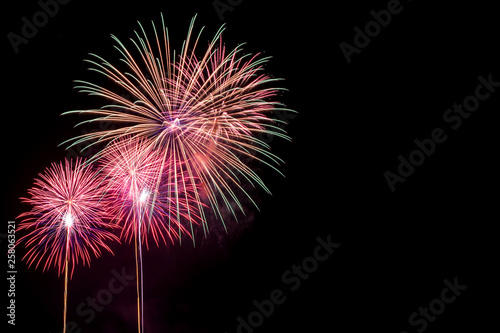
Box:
[99,137,203,247]
[99,137,204,333]
[17,158,119,276]
[17,158,119,333]
[61,15,294,332]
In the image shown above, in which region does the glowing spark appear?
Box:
[64,213,74,228]
[138,189,149,205]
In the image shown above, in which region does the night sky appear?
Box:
[4,1,499,332]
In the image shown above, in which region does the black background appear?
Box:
[3,0,498,332]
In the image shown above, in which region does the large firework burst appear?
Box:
[62,14,294,239]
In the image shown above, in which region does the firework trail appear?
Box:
[17,158,119,333]
[61,14,295,241]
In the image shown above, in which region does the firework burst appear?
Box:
[17,158,119,333]
[17,158,118,275]
[99,137,204,246]
[62,14,295,239]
